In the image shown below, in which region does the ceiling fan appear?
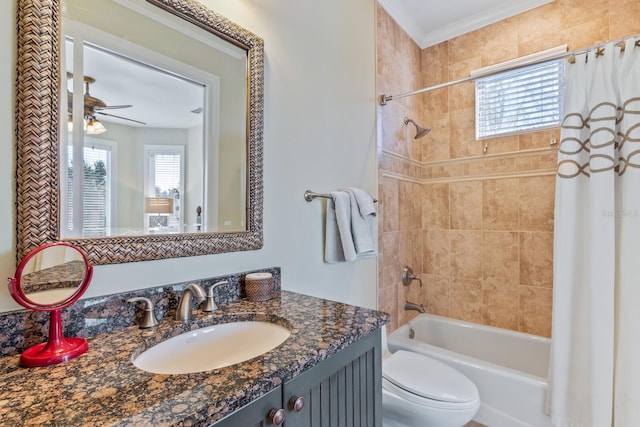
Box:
[67,74,146,129]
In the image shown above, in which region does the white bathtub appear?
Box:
[387,314,551,427]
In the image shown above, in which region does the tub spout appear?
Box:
[405,300,425,313]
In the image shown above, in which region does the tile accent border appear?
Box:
[382,169,556,185]
[381,146,557,184]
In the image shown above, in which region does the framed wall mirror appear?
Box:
[16,0,264,264]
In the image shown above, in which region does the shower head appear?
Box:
[404,117,431,139]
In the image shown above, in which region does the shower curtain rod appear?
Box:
[378,33,640,106]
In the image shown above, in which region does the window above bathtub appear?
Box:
[474,46,566,140]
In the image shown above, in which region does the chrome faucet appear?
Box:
[175,283,206,322]
[202,280,229,313]
[405,300,425,313]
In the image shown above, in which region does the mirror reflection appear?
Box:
[16,0,264,265]
[19,245,88,305]
[61,0,248,237]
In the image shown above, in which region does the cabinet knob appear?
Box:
[268,408,285,425]
[288,396,305,413]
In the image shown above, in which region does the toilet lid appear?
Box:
[383,350,478,403]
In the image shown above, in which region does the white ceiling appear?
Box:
[66,39,205,129]
[63,0,245,131]
[378,0,554,49]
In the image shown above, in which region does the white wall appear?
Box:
[0,1,17,311]
[186,124,205,232]
[0,0,378,312]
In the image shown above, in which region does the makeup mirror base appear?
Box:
[19,310,88,368]
[20,338,88,368]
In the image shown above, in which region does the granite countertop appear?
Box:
[0,291,389,426]
[20,260,86,293]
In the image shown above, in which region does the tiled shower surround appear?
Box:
[376,0,640,335]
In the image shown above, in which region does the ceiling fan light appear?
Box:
[67,115,88,132]
[87,118,106,135]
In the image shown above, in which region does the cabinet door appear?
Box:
[211,386,283,427]
[283,330,382,427]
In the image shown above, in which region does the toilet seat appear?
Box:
[382,350,480,410]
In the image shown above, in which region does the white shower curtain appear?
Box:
[550,37,640,427]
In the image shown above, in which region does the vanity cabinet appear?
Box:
[213,329,382,427]
[212,386,283,427]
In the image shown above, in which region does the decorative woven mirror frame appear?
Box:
[16,0,264,264]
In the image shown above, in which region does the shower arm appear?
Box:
[402,266,422,287]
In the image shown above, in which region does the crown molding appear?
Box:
[379,0,554,49]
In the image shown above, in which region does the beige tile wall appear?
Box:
[376,0,640,336]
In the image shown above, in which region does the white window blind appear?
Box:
[152,153,181,195]
[66,144,112,237]
[83,148,110,237]
[475,59,564,139]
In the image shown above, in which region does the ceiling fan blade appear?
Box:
[97,111,146,125]
[95,104,133,110]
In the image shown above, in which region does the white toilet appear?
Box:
[381,330,480,427]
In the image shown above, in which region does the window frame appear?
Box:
[143,144,186,233]
[473,47,567,141]
[62,137,117,238]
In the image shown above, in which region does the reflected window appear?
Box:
[65,139,115,237]
[144,146,184,233]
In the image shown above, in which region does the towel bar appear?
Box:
[304,189,378,203]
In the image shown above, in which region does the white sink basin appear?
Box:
[133,321,291,374]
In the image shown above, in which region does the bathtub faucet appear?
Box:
[405,300,425,313]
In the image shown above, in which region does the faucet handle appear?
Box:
[128,297,159,329]
[402,266,423,287]
[202,280,229,312]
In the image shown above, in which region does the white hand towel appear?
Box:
[325,191,357,263]
[347,187,376,218]
[324,189,377,263]
[345,188,376,255]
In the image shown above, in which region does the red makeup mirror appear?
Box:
[7,242,93,367]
